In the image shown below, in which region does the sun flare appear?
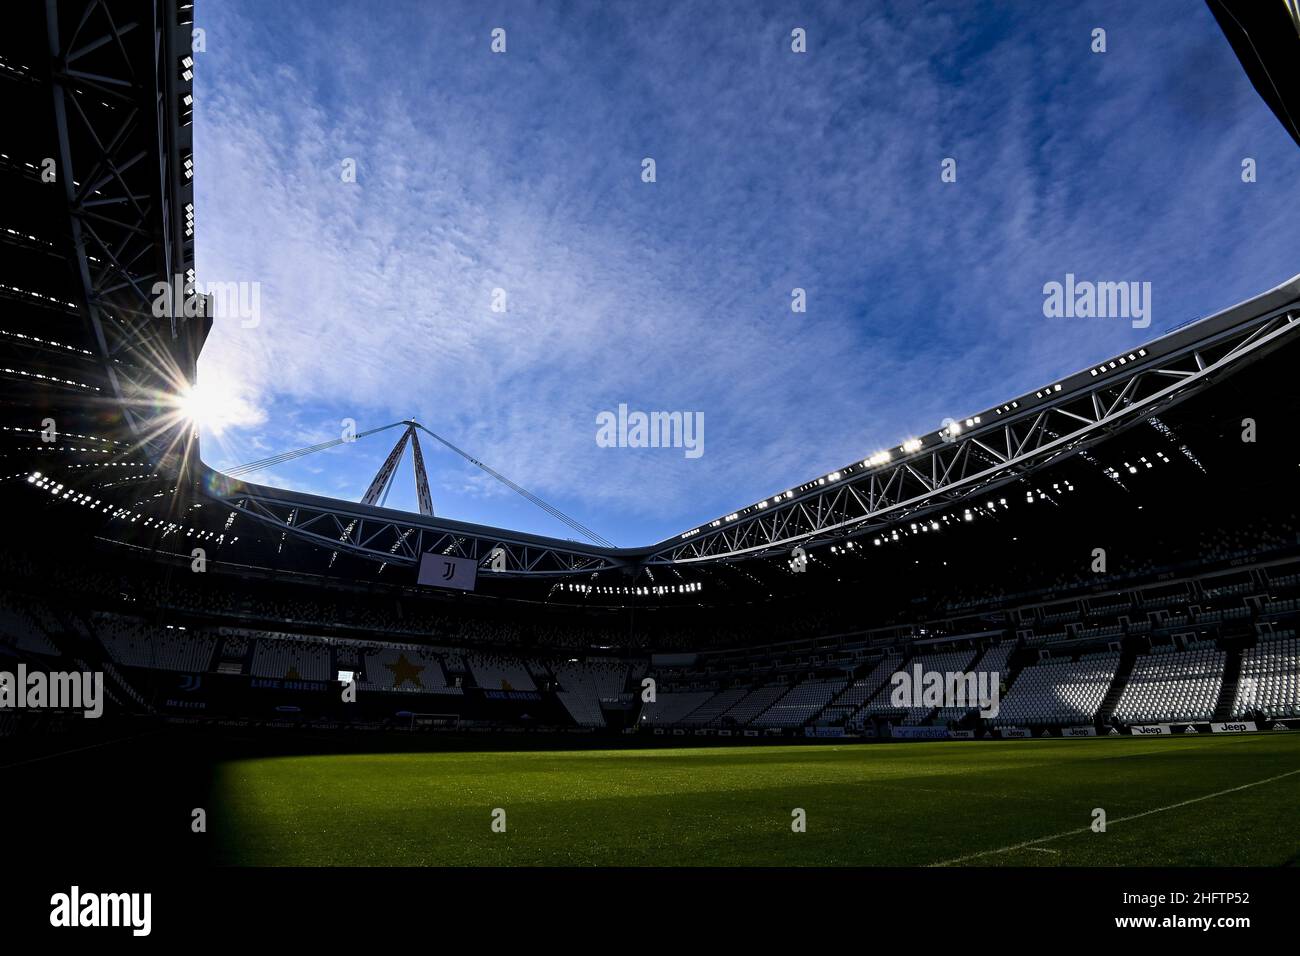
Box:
[173,378,261,436]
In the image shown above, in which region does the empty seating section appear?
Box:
[1233,633,1300,718]
[361,646,454,694]
[219,634,249,658]
[861,648,977,724]
[679,686,748,725]
[815,705,858,726]
[95,615,216,672]
[1078,624,1122,639]
[0,604,60,657]
[925,643,1015,725]
[1112,644,1225,724]
[1143,593,1191,609]
[556,689,602,727]
[551,660,627,727]
[1026,630,1066,646]
[250,636,331,681]
[1194,608,1236,623]
[1041,608,1079,625]
[997,652,1119,725]
[932,706,973,725]
[553,660,626,700]
[820,653,901,724]
[719,685,788,725]
[467,653,536,691]
[638,690,714,726]
[101,659,149,711]
[973,642,1015,677]
[8,545,1298,737]
[753,677,848,727]
[1089,599,1131,614]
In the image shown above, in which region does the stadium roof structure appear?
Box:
[646,279,1300,565]
[183,276,1300,580]
[1206,0,1300,149]
[4,0,1300,607]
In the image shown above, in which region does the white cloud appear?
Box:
[192,0,1300,544]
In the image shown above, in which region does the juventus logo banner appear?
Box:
[417,553,478,592]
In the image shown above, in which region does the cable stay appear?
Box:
[226,419,614,548]
[223,421,407,478]
[413,423,615,548]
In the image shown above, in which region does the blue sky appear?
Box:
[192,0,1300,548]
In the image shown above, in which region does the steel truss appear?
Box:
[44,0,197,436]
[34,1,1299,581]
[646,301,1300,566]
[213,478,624,577]
[206,295,1300,575]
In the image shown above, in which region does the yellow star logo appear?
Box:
[385,653,425,689]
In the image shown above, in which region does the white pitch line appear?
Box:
[930,765,1300,867]
[0,730,159,770]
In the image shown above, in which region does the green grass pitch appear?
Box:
[211,733,1300,866]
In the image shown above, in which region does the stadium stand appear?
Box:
[861,648,978,724]
[638,690,715,726]
[94,615,217,673]
[679,686,749,725]
[0,602,61,657]
[717,684,788,725]
[1112,643,1226,724]
[361,645,455,694]
[1233,632,1300,719]
[3,475,1300,736]
[468,653,536,692]
[974,641,1016,676]
[250,636,332,681]
[996,652,1120,726]
[551,659,627,727]
[753,677,849,727]
[817,653,903,726]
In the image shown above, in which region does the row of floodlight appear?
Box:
[0,423,123,445]
[680,342,1161,543]
[1090,349,1147,377]
[867,496,1015,546]
[26,471,232,544]
[0,326,94,358]
[1,363,98,391]
[565,582,702,596]
[688,398,1050,539]
[1,227,54,252]
[853,445,1173,552]
[0,281,79,312]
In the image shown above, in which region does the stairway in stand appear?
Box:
[1212,645,1244,721]
[1096,645,1138,724]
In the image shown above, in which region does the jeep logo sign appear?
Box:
[1132,724,1171,735]
[1210,721,1257,733]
